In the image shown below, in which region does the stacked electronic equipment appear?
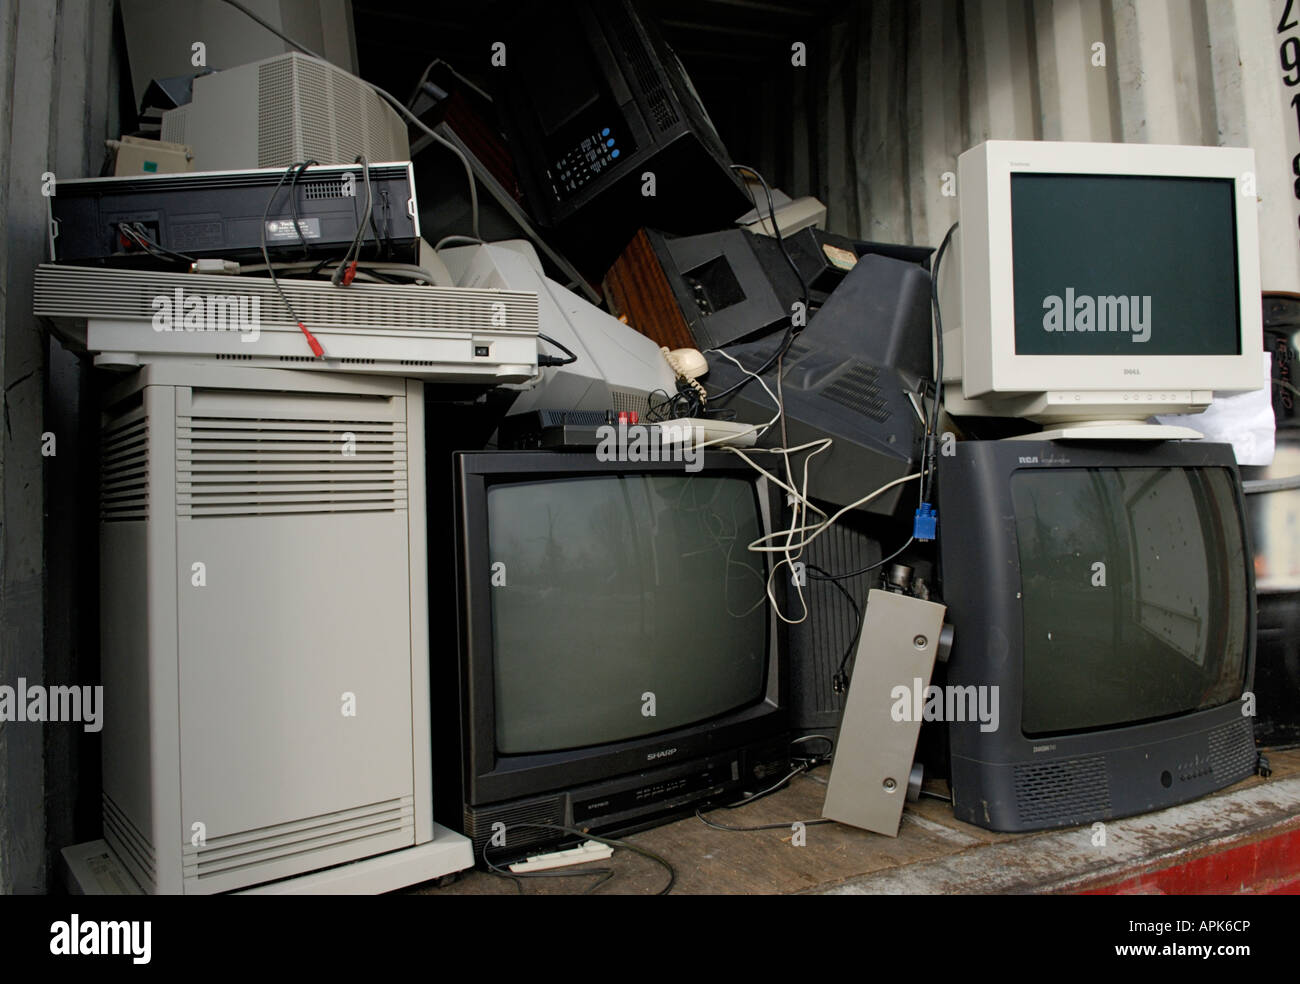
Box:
[47,1,1279,896]
[44,51,535,894]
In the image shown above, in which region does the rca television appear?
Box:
[436,451,790,859]
[937,439,1257,832]
[949,140,1263,437]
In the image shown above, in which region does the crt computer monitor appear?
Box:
[434,451,790,859]
[936,439,1257,832]
[950,140,1263,433]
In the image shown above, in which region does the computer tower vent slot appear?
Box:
[100,415,149,522]
[102,792,157,890]
[463,796,565,857]
[1208,717,1256,781]
[822,362,890,423]
[182,797,414,881]
[177,414,407,517]
[1012,757,1111,825]
[257,57,296,167]
[608,8,678,132]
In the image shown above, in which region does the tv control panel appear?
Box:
[548,124,634,201]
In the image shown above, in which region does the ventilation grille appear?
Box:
[183,797,414,883]
[609,9,677,132]
[1013,757,1111,826]
[823,362,891,422]
[295,57,336,164]
[103,792,157,891]
[177,414,407,518]
[303,179,347,199]
[257,57,297,167]
[34,265,540,336]
[464,796,565,857]
[790,524,880,720]
[160,104,188,146]
[1209,717,1256,781]
[610,387,650,416]
[101,414,149,522]
[254,53,409,169]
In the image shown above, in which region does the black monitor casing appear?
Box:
[705,253,933,518]
[937,439,1257,832]
[495,0,752,276]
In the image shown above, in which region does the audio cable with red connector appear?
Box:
[260,162,325,358]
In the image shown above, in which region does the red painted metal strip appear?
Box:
[1081,824,1300,895]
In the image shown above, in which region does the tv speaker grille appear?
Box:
[1208,717,1255,782]
[1013,756,1111,826]
[464,796,565,858]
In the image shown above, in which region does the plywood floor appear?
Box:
[415,746,1300,896]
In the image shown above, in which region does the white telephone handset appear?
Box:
[663,347,709,381]
[663,347,709,405]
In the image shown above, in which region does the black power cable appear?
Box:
[924,222,958,504]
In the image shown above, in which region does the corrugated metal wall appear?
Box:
[799,0,1298,292]
[1,0,122,893]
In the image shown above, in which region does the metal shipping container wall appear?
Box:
[1,0,123,893]
[794,0,1299,292]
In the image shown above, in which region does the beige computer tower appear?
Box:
[97,364,464,893]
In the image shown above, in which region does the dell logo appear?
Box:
[1123,368,1141,376]
[647,747,678,761]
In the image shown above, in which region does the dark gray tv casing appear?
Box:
[937,439,1257,832]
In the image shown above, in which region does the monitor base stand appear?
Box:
[1007,420,1204,441]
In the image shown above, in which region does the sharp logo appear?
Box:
[647,747,678,761]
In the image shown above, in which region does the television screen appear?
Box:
[1010,173,1240,356]
[486,473,769,753]
[1011,466,1249,735]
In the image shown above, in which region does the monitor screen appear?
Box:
[1010,173,1240,356]
[486,473,769,754]
[1012,466,1249,736]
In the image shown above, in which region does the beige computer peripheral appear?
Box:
[161,52,409,171]
[823,590,948,837]
[95,364,471,893]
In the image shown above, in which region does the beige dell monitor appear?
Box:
[947,140,1263,439]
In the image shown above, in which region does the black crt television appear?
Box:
[936,439,1258,832]
[437,451,791,859]
[493,0,752,276]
